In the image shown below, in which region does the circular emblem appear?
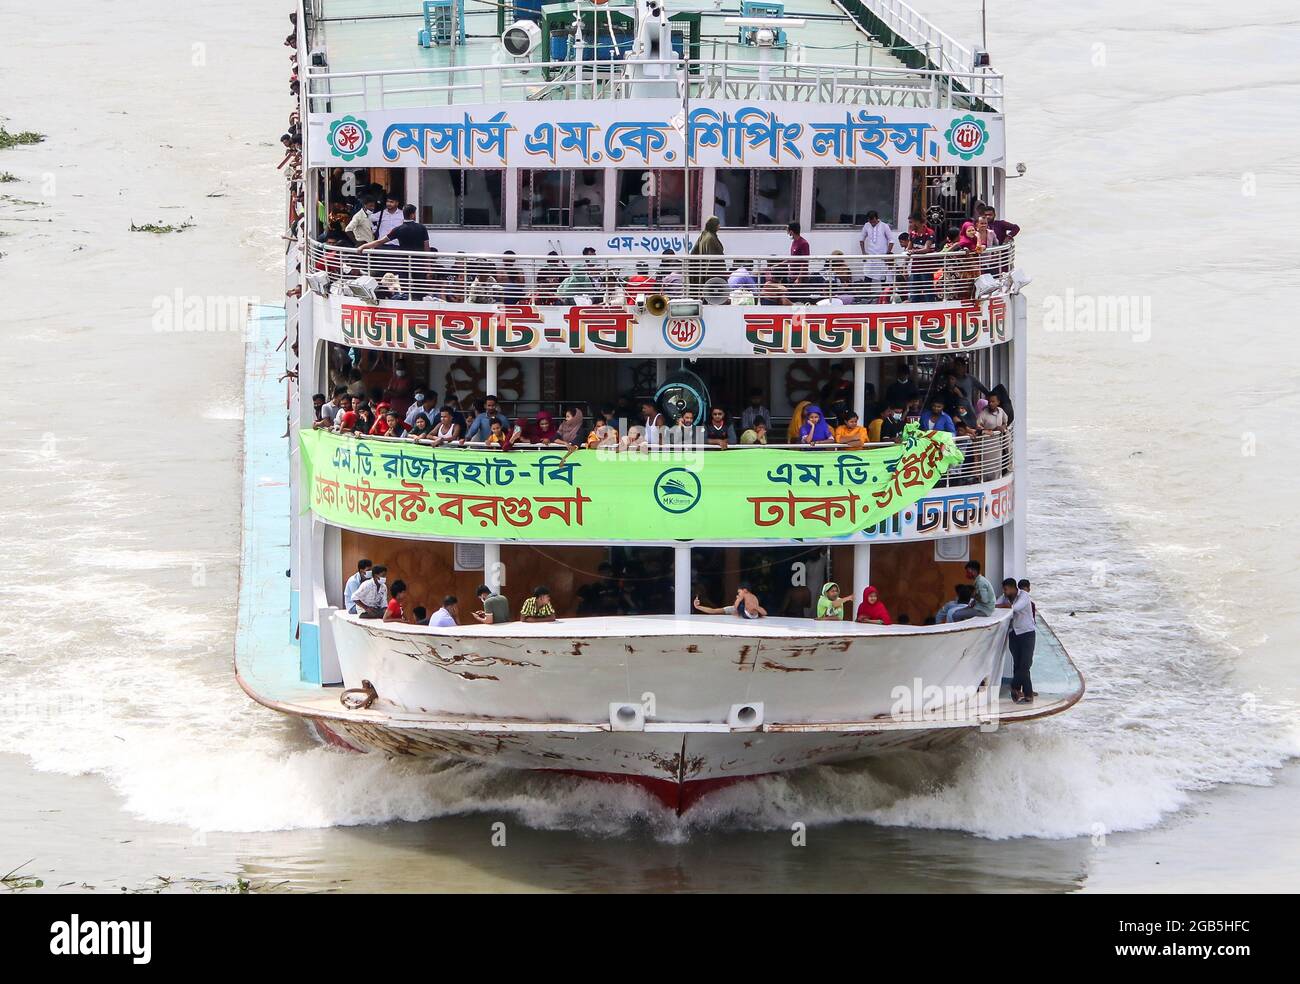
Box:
[944,115,988,161]
[662,314,704,352]
[653,468,701,514]
[328,116,372,162]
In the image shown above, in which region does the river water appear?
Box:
[1,0,1297,892]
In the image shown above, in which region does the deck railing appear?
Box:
[306,240,1015,306]
[305,56,1003,113]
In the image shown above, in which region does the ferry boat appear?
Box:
[237,0,1084,812]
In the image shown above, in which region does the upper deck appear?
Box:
[301,0,1002,114]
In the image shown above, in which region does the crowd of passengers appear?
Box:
[312,354,1011,454]
[344,558,1039,704]
[316,183,1021,305]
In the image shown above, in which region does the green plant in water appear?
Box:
[131,219,195,234]
[0,128,45,150]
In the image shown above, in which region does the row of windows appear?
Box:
[415,169,899,230]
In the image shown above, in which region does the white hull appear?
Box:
[296,613,1082,809]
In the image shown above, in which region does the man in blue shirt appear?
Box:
[920,396,956,435]
[464,395,511,444]
[343,558,371,615]
[950,561,996,622]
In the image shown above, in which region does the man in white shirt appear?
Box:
[353,565,388,617]
[405,390,440,428]
[373,195,404,244]
[427,595,459,627]
[1000,578,1036,703]
[857,210,895,287]
[343,558,372,614]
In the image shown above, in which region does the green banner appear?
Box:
[300,425,962,543]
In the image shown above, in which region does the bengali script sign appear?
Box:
[299,425,963,542]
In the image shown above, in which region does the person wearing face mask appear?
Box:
[874,402,906,443]
[343,558,372,615]
[353,564,389,618]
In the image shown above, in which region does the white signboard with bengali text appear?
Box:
[313,293,1010,359]
[309,100,1004,170]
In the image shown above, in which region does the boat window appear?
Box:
[715,169,799,228]
[519,169,605,229]
[615,169,701,229]
[812,168,898,228]
[419,169,504,228]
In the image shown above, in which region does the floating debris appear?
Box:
[0,128,45,150]
[131,218,195,234]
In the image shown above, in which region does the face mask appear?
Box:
[378,576,387,586]
[361,571,371,580]
[396,370,406,377]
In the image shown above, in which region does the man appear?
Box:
[464,395,511,444]
[950,561,995,622]
[857,210,895,286]
[935,583,974,623]
[905,213,936,301]
[353,564,388,618]
[816,582,849,621]
[310,393,327,423]
[833,410,869,449]
[885,363,918,411]
[1000,578,1036,702]
[979,204,1020,244]
[704,407,736,448]
[741,388,770,433]
[920,397,956,435]
[950,356,989,413]
[316,385,349,429]
[370,195,404,243]
[383,580,413,623]
[472,584,510,625]
[346,195,377,244]
[667,409,696,445]
[427,595,459,627]
[694,585,766,620]
[786,221,810,283]
[520,586,557,623]
[405,389,440,429]
[360,204,429,252]
[343,558,372,615]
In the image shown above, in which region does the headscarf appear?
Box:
[856,586,892,624]
[338,410,358,432]
[691,216,725,256]
[820,582,839,602]
[787,400,811,443]
[557,408,585,445]
[799,404,833,442]
[957,222,979,250]
[526,409,556,443]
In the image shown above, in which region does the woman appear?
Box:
[380,409,406,439]
[827,250,858,305]
[798,404,834,446]
[429,407,462,446]
[620,424,648,451]
[855,586,893,625]
[689,215,726,285]
[406,412,433,441]
[556,406,586,449]
[524,409,559,446]
[585,413,619,449]
[786,400,811,444]
[816,582,849,621]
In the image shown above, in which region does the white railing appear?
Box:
[305,57,1003,113]
[306,240,1015,306]
[860,0,1002,105]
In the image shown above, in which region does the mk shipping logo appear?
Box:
[328,115,371,162]
[653,468,701,514]
[944,114,988,161]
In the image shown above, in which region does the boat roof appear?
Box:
[309,0,908,80]
[302,0,1002,113]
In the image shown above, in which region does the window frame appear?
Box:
[615,168,703,231]
[715,168,801,229]
[518,168,606,230]
[810,168,900,229]
[419,168,506,229]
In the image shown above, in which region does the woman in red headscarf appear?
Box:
[855,585,893,625]
[525,409,560,446]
